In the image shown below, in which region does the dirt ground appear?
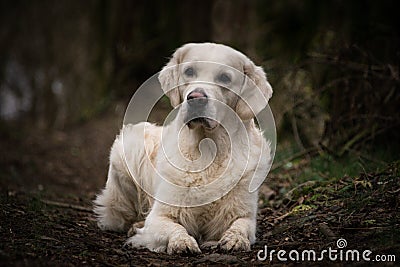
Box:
[0,104,399,266]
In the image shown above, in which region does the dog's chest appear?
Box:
[179,200,227,240]
[186,159,228,186]
[177,183,249,241]
[159,152,230,187]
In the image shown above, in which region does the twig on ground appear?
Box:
[340,226,394,230]
[274,211,292,223]
[41,199,92,212]
[388,188,400,194]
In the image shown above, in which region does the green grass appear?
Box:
[297,153,363,183]
[272,139,395,186]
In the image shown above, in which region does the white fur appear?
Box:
[94,43,273,254]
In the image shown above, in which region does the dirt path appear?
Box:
[0,105,399,266]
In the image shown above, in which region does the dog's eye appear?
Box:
[184,67,195,77]
[218,73,231,83]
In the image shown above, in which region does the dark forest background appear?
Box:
[1,0,399,158]
[0,1,399,265]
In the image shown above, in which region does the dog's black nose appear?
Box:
[187,89,207,105]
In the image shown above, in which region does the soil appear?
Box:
[0,103,399,266]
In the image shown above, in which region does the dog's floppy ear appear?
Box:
[158,45,189,108]
[235,58,273,120]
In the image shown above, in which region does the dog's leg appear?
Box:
[218,217,255,251]
[126,210,201,254]
[164,222,201,254]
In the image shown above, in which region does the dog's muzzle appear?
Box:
[185,89,218,130]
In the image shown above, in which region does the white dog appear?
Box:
[94,43,273,254]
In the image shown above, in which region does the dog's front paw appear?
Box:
[218,231,251,251]
[167,234,201,254]
[127,221,145,237]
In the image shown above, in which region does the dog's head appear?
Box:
[158,43,273,130]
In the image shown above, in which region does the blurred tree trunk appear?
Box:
[211,0,260,60]
[0,1,113,129]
